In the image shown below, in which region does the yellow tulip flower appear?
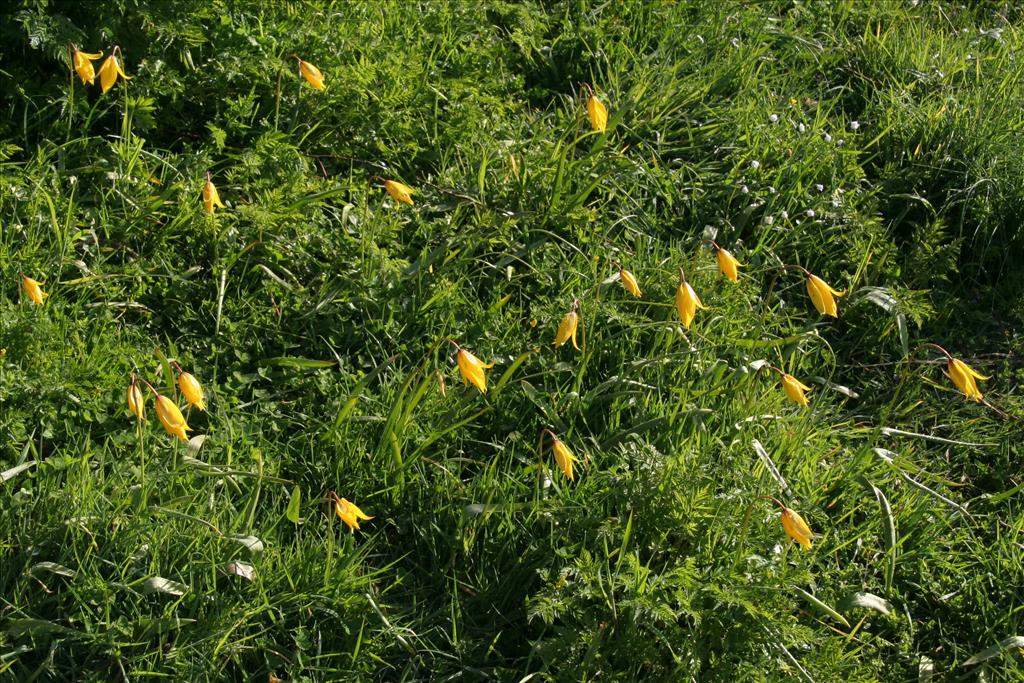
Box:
[177,369,207,411]
[21,274,48,305]
[384,179,414,205]
[553,303,580,350]
[127,378,145,421]
[780,372,812,406]
[780,506,814,549]
[70,44,103,85]
[155,394,191,442]
[544,430,580,481]
[806,273,846,317]
[716,247,742,283]
[619,267,642,297]
[98,47,131,94]
[675,269,706,329]
[203,175,225,214]
[333,494,373,532]
[948,357,989,402]
[587,88,608,132]
[298,58,325,91]
[455,345,494,393]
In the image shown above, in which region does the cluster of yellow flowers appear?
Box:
[70,43,132,93]
[127,361,206,441]
[22,53,999,546]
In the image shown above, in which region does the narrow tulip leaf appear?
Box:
[286,485,301,524]
[333,354,397,430]
[615,511,634,574]
[134,616,196,639]
[919,656,934,683]
[141,577,188,597]
[226,534,264,554]
[751,440,794,500]
[858,286,899,313]
[872,449,973,519]
[463,503,500,517]
[153,346,176,396]
[7,618,84,638]
[866,481,897,592]
[187,435,207,453]
[793,587,851,628]
[262,356,336,369]
[1,461,35,483]
[520,380,567,432]
[880,427,996,448]
[150,505,222,535]
[494,351,532,394]
[222,561,256,582]
[29,561,77,578]
[897,312,910,357]
[839,591,890,616]
[963,636,1024,666]
[809,376,860,399]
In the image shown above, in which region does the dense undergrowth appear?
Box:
[1,1,1023,680]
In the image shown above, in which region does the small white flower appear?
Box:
[815,184,824,192]
[768,186,776,194]
[764,215,775,225]
[806,209,816,218]
[769,113,779,123]
[837,139,845,146]
[850,121,860,130]
[798,123,806,133]
[741,185,749,194]
[823,132,832,142]
[750,160,760,169]
[781,210,789,219]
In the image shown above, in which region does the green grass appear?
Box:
[1,1,1023,680]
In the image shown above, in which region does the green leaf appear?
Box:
[793,587,851,628]
[141,577,188,597]
[262,357,336,369]
[839,592,891,616]
[286,485,301,524]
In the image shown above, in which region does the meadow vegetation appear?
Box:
[1,1,1023,680]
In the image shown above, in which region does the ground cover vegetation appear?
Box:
[1,0,1024,680]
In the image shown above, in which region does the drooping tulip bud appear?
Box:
[98,46,132,94]
[297,58,325,90]
[21,274,48,305]
[675,269,706,329]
